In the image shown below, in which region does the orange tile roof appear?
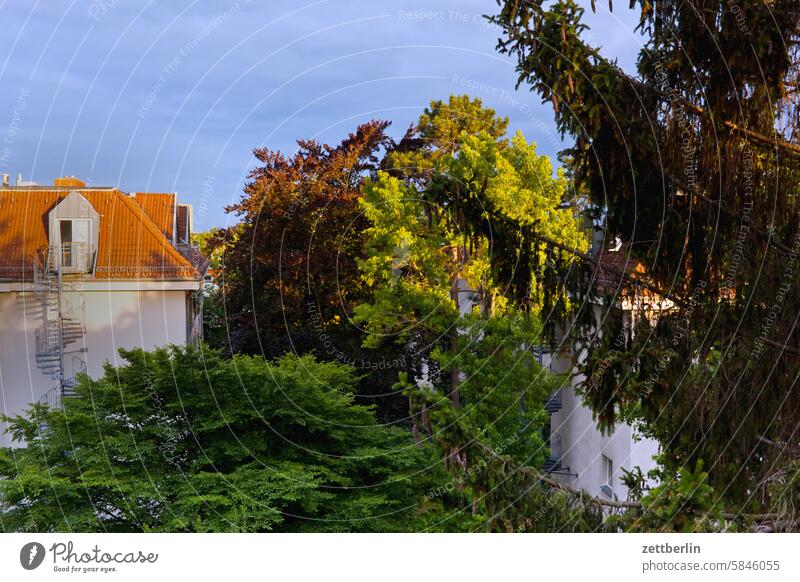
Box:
[0,187,198,281]
[592,245,647,295]
[134,192,175,241]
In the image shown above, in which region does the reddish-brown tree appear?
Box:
[214,121,411,420]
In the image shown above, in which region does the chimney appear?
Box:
[176,204,193,245]
[54,176,86,188]
[1,174,8,187]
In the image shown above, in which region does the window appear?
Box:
[47,191,99,274]
[602,455,613,486]
[601,454,614,497]
[57,218,92,271]
[59,218,90,245]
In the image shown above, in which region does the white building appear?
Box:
[542,241,661,501]
[542,344,660,502]
[0,176,207,447]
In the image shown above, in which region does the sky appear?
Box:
[0,0,641,230]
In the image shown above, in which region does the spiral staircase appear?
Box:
[33,243,91,407]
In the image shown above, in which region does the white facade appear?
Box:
[540,287,661,500]
[536,227,663,499]
[546,349,659,501]
[0,283,197,447]
[0,182,205,449]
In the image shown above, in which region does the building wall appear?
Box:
[0,289,188,448]
[546,342,660,500]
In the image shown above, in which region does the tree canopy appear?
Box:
[211,120,412,421]
[2,0,798,532]
[353,96,593,529]
[492,0,800,510]
[219,120,391,358]
[0,346,469,532]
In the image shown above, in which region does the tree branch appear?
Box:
[671,177,794,256]
[532,231,689,310]
[611,61,800,158]
[761,337,800,357]
[481,207,689,309]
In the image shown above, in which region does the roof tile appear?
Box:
[134,192,175,241]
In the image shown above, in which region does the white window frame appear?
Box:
[601,454,614,497]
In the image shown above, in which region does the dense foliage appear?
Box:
[0,346,471,532]
[211,121,410,421]
[493,0,800,511]
[219,120,389,358]
[8,48,795,527]
[354,96,590,529]
[53,96,595,533]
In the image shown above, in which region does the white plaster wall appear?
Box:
[0,289,188,447]
[548,351,660,500]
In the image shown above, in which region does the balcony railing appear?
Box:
[543,432,563,473]
[41,243,95,274]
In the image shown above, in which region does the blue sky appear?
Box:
[0,0,641,230]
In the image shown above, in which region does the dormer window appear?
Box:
[47,191,100,275]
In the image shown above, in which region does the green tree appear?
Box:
[192,226,234,273]
[192,226,240,349]
[0,346,469,532]
[493,0,800,509]
[615,460,724,533]
[354,96,588,530]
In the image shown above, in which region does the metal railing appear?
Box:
[32,245,89,406]
[29,243,204,279]
[544,388,563,413]
[40,243,95,274]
